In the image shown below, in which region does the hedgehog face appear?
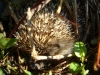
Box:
[46,38,74,56]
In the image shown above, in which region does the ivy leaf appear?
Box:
[81,69,89,75]
[49,71,52,75]
[0,33,3,39]
[46,73,49,75]
[91,38,98,45]
[7,65,16,72]
[24,70,32,75]
[0,68,3,75]
[74,42,87,58]
[0,50,4,58]
[46,71,52,75]
[69,62,82,74]
[0,38,17,49]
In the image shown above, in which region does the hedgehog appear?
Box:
[14,1,75,58]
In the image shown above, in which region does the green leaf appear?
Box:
[49,71,52,75]
[91,38,98,45]
[74,42,87,58]
[24,70,32,75]
[81,69,89,75]
[0,38,17,49]
[46,73,49,75]
[0,68,3,75]
[7,65,16,72]
[0,33,3,39]
[0,50,4,58]
[69,62,82,74]
[46,71,52,75]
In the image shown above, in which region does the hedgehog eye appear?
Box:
[53,44,60,48]
[47,44,60,48]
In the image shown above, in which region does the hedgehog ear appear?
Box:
[26,7,34,27]
[26,7,34,21]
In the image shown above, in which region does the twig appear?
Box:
[94,3,100,70]
[8,4,19,24]
[56,0,77,27]
[94,32,100,71]
[31,55,65,60]
[9,14,27,38]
